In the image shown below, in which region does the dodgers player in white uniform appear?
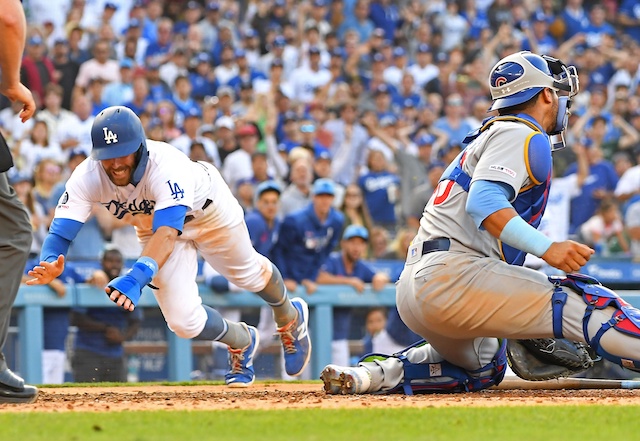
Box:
[322,51,640,394]
[27,106,311,387]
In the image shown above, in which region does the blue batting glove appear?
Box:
[107,274,143,306]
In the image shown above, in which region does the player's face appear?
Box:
[101,153,137,186]
[257,191,280,221]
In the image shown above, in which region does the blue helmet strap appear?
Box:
[131,144,148,186]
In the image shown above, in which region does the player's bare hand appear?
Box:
[105,287,135,311]
[284,279,298,293]
[0,82,36,122]
[26,255,65,285]
[301,279,317,294]
[541,241,594,273]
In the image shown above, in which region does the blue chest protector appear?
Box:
[447,115,552,265]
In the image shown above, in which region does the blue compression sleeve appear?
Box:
[466,180,514,229]
[40,218,84,262]
[40,233,72,263]
[152,205,188,233]
[499,216,553,258]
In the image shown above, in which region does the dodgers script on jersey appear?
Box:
[417,120,550,259]
[55,140,242,232]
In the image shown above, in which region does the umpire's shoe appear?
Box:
[277,297,312,376]
[225,324,260,388]
[0,368,38,404]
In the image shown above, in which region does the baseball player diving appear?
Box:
[27,106,311,387]
[322,51,640,395]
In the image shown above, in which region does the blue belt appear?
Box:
[421,238,450,255]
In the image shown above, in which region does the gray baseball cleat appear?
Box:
[320,364,372,395]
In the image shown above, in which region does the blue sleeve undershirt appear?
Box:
[466,180,514,229]
[40,218,84,262]
[152,205,188,233]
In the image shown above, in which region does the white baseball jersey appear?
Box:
[56,140,239,232]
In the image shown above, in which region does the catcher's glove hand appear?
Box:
[506,338,596,381]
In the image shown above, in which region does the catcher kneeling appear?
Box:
[321,51,640,395]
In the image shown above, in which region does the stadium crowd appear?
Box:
[6,0,640,380]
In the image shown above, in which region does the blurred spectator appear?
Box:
[172,75,201,122]
[323,101,368,186]
[20,35,55,107]
[619,0,640,44]
[368,225,390,260]
[369,1,401,42]
[360,307,404,357]
[358,149,400,231]
[86,77,109,116]
[433,93,474,146]
[102,59,136,108]
[11,173,46,256]
[223,123,262,192]
[70,248,143,382]
[155,100,181,141]
[579,199,629,256]
[145,61,172,103]
[0,100,35,143]
[565,138,618,236]
[407,44,438,89]
[57,94,94,155]
[50,39,80,111]
[407,160,446,229]
[16,119,65,175]
[273,178,344,294]
[279,155,314,217]
[317,224,390,366]
[340,183,373,233]
[614,148,640,206]
[37,84,75,143]
[171,109,221,167]
[291,46,331,104]
[144,17,174,66]
[124,76,154,116]
[625,199,640,261]
[74,39,120,96]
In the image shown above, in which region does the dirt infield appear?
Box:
[2,382,640,412]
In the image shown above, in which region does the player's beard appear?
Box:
[107,166,133,186]
[547,94,560,134]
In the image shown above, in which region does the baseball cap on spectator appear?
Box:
[239,81,253,90]
[215,116,235,131]
[8,172,32,186]
[217,85,235,99]
[206,2,220,11]
[435,52,449,63]
[300,122,316,133]
[579,137,594,148]
[379,115,397,127]
[313,0,327,6]
[531,11,547,23]
[146,60,161,71]
[426,160,446,173]
[195,52,212,64]
[255,180,282,198]
[186,1,200,9]
[120,58,134,69]
[272,35,287,48]
[185,107,202,119]
[446,95,464,106]
[104,2,117,10]
[28,35,44,46]
[343,224,369,241]
[308,46,321,55]
[244,29,258,39]
[372,28,385,38]
[393,47,406,58]
[402,98,416,109]
[374,84,390,96]
[315,147,331,161]
[68,148,88,161]
[372,52,385,63]
[128,18,141,29]
[283,111,298,122]
[415,134,436,146]
[274,0,286,7]
[198,124,216,136]
[417,43,431,54]
[235,49,246,58]
[236,124,259,137]
[312,178,336,196]
[330,47,344,58]
[271,58,284,68]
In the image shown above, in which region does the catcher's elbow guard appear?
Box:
[506,338,595,381]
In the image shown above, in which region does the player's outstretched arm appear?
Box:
[26,255,65,285]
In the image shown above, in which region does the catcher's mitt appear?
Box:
[506,338,596,381]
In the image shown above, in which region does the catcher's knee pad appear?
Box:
[550,273,640,371]
[360,339,508,395]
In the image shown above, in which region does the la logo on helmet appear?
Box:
[103,127,118,144]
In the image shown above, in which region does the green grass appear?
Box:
[3,407,639,441]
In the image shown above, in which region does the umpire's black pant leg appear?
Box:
[0,172,32,369]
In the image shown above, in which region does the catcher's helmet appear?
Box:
[91,106,147,160]
[488,51,578,111]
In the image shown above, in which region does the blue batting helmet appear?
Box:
[488,51,577,111]
[91,106,147,160]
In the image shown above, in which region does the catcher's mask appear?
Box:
[489,51,579,151]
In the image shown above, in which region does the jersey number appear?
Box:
[103,127,118,144]
[432,180,455,205]
[167,180,185,200]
